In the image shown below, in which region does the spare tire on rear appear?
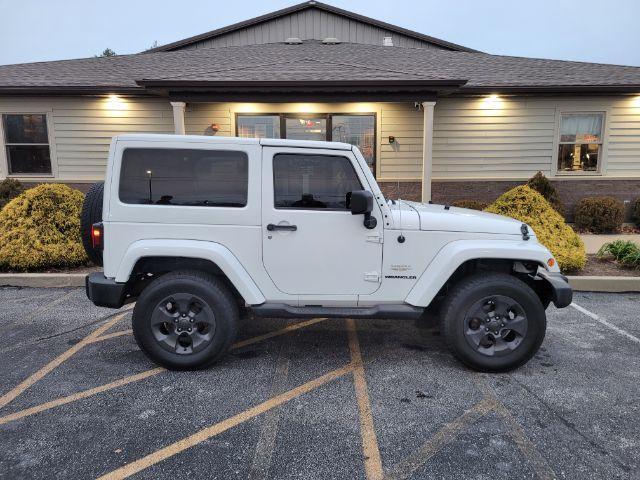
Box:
[80,181,104,266]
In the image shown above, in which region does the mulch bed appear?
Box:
[0,265,99,274]
[570,255,640,277]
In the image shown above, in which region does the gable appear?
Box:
[151,1,476,52]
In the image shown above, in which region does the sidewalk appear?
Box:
[580,234,640,254]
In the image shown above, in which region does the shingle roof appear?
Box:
[1,41,640,95]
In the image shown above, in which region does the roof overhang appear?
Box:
[458,85,640,96]
[135,79,468,102]
[0,86,147,96]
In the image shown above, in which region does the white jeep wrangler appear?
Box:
[84,134,571,372]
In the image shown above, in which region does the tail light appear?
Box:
[91,222,104,250]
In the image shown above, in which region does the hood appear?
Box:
[397,200,527,236]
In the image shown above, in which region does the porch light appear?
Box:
[106,94,127,111]
[481,94,502,109]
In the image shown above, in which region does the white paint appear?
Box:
[421,101,436,201]
[570,302,640,345]
[170,101,186,135]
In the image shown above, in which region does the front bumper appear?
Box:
[536,269,573,308]
[85,272,127,309]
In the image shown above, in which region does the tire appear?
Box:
[440,273,546,373]
[80,181,104,266]
[132,270,238,370]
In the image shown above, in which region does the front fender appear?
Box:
[405,239,558,307]
[115,239,266,305]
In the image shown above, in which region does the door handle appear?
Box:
[267,223,297,231]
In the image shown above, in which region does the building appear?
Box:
[1,1,639,217]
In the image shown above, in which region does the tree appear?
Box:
[97,48,117,57]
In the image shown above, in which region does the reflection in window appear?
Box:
[2,114,52,175]
[119,148,248,207]
[332,115,375,171]
[285,117,327,141]
[557,113,604,173]
[273,154,362,210]
[237,115,280,139]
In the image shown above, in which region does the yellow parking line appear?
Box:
[232,317,327,349]
[89,329,133,343]
[0,309,130,409]
[97,364,354,480]
[0,368,165,425]
[385,397,496,480]
[346,319,384,480]
[0,318,329,425]
[474,377,556,480]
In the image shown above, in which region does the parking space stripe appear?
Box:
[347,319,384,480]
[0,309,130,409]
[0,318,329,425]
[474,377,556,480]
[89,329,134,343]
[385,398,495,480]
[0,368,165,425]
[571,302,640,345]
[232,317,327,349]
[249,342,291,480]
[97,364,354,480]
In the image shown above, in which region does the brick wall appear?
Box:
[382,179,640,221]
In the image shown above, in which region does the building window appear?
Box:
[331,115,375,171]
[236,113,376,174]
[2,114,52,175]
[119,148,248,207]
[273,153,362,210]
[557,112,604,173]
[237,115,280,139]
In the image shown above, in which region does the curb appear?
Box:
[0,273,86,288]
[567,276,640,293]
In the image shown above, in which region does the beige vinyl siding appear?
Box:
[0,96,173,181]
[378,102,423,180]
[607,96,640,176]
[179,9,444,50]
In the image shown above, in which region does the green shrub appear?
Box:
[452,199,488,211]
[485,185,586,272]
[527,171,563,214]
[574,196,624,233]
[0,184,88,271]
[0,178,24,210]
[597,240,640,269]
[632,198,640,228]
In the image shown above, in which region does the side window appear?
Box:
[273,153,363,210]
[2,114,52,175]
[119,148,248,207]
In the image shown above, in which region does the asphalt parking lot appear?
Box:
[0,287,638,479]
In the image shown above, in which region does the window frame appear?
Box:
[0,111,57,178]
[234,112,377,176]
[554,110,607,176]
[272,152,364,212]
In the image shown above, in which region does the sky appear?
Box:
[0,0,639,67]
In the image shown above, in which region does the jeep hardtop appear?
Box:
[84,134,572,372]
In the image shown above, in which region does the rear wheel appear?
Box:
[440,273,546,372]
[132,270,238,370]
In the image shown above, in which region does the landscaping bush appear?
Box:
[0,184,88,271]
[527,171,564,214]
[452,199,488,211]
[632,198,640,228]
[0,178,24,210]
[574,196,624,233]
[597,240,640,269]
[485,185,586,272]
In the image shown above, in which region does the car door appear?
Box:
[261,147,383,296]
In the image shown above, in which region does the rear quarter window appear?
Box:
[118,148,248,207]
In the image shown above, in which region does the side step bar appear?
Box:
[250,303,424,320]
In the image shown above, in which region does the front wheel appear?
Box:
[132,270,238,370]
[440,273,546,372]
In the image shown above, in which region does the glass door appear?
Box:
[284,115,327,141]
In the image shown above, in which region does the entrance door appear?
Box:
[261,147,383,296]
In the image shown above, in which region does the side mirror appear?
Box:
[347,190,377,230]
